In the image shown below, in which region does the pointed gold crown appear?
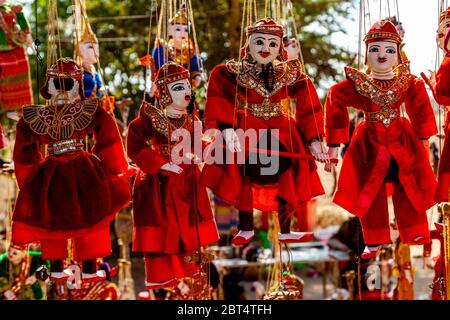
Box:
[79,21,98,44]
[169,6,189,25]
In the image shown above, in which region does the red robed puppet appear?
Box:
[127,62,219,290]
[200,18,327,246]
[12,58,131,283]
[325,20,437,258]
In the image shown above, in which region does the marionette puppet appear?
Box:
[325,20,437,259]
[422,7,450,203]
[200,18,328,246]
[0,244,47,300]
[78,23,104,100]
[152,5,203,88]
[0,0,32,111]
[11,58,131,283]
[127,62,219,290]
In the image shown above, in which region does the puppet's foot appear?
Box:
[82,270,106,283]
[50,269,72,283]
[232,230,255,246]
[278,232,314,243]
[361,245,382,259]
[145,279,178,290]
[435,223,444,232]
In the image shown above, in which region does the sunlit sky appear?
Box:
[335,0,445,76]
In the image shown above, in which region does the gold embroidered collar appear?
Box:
[141,101,194,139]
[225,59,303,98]
[345,63,413,107]
[23,99,99,140]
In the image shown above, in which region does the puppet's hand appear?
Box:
[310,140,329,163]
[421,70,436,90]
[324,146,339,172]
[160,162,183,174]
[4,290,16,300]
[223,128,242,152]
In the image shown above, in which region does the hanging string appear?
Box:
[366,0,371,27]
[395,0,400,21]
[186,0,206,82]
[34,0,43,105]
[143,0,157,100]
[358,0,364,70]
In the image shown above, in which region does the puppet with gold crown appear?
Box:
[77,22,103,100]
[11,57,131,284]
[0,0,32,111]
[325,20,437,259]
[152,4,203,88]
[127,62,219,290]
[200,18,327,246]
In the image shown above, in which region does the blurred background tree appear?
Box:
[22,0,356,120]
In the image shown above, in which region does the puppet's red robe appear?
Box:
[12,99,131,253]
[127,102,219,285]
[200,59,325,212]
[434,56,450,202]
[325,64,437,245]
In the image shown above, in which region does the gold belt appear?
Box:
[248,101,283,120]
[365,106,400,127]
[47,139,84,156]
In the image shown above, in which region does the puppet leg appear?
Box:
[393,183,430,245]
[144,253,179,290]
[360,184,390,245]
[72,225,111,282]
[40,240,72,282]
[232,178,255,246]
[277,197,313,243]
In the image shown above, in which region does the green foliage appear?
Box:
[23,0,355,119]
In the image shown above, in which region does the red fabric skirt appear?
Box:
[12,151,131,244]
[0,47,33,110]
[132,164,219,254]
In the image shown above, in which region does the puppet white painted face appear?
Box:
[366,41,399,73]
[169,23,189,50]
[248,33,281,65]
[166,78,191,115]
[79,42,99,66]
[437,17,450,50]
[48,78,81,105]
[7,247,25,265]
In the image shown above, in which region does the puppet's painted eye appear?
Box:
[171,84,185,91]
[386,48,396,54]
